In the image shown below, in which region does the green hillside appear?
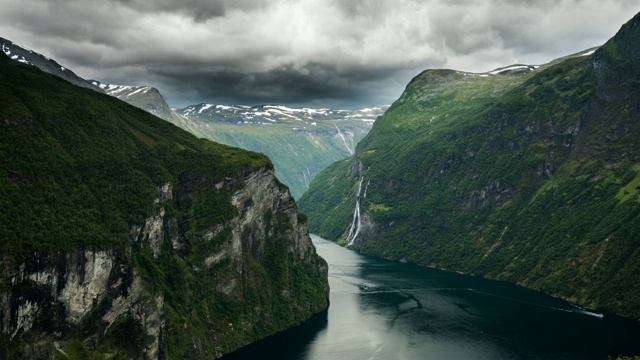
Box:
[299,12,640,319]
[0,63,264,257]
[186,118,370,199]
[0,51,328,359]
[175,105,383,199]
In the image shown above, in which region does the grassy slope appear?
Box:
[300,13,640,319]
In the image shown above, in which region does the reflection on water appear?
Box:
[222,235,640,360]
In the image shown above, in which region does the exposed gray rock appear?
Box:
[1,167,328,359]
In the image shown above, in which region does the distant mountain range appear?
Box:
[174,103,387,198]
[0,36,386,198]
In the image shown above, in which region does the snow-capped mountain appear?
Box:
[90,80,190,127]
[93,82,155,98]
[178,103,388,198]
[179,103,386,126]
[0,37,103,93]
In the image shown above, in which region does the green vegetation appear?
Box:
[176,110,376,199]
[300,13,640,320]
[0,51,328,358]
[0,51,268,256]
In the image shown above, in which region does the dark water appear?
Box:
[223,235,640,359]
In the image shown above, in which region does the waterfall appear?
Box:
[346,176,364,247]
[334,124,354,155]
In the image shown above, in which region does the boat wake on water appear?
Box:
[461,288,604,318]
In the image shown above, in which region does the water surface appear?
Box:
[223,235,640,359]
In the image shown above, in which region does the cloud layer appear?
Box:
[1,0,639,108]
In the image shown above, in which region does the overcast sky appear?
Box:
[1,0,639,108]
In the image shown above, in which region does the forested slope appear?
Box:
[299,12,640,319]
[0,51,328,359]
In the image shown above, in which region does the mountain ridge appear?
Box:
[0,37,104,93]
[299,12,640,320]
[174,103,387,198]
[0,36,386,198]
[0,50,329,359]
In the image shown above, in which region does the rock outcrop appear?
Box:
[1,166,328,359]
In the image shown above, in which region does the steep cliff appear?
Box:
[300,13,640,319]
[0,51,328,359]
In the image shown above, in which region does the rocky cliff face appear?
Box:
[1,166,328,359]
[1,246,164,359]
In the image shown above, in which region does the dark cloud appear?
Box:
[1,0,639,108]
[112,0,224,21]
[150,61,409,108]
[109,0,269,22]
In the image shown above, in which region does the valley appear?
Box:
[2,8,640,360]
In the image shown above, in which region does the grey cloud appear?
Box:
[1,0,639,108]
[110,0,268,22]
[330,0,395,20]
[149,61,407,108]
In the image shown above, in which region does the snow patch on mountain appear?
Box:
[93,82,154,99]
[488,65,537,75]
[179,104,388,126]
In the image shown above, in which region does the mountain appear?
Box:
[90,80,197,130]
[0,37,103,93]
[299,12,640,320]
[0,51,328,359]
[0,37,384,198]
[91,82,383,199]
[176,104,387,198]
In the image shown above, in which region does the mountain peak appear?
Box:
[0,36,103,93]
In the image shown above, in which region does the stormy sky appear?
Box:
[1,0,639,108]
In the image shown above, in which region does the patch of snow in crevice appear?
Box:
[303,108,329,115]
[199,104,214,113]
[488,65,535,75]
[265,108,302,120]
[127,86,150,97]
[578,48,598,57]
